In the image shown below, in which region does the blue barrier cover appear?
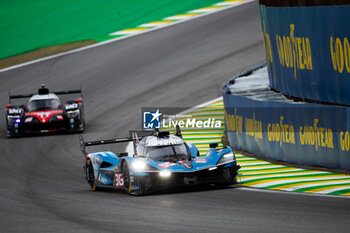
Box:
[259,4,350,105]
[223,93,350,171]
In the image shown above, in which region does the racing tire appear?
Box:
[77,113,86,133]
[215,167,237,187]
[122,162,132,194]
[75,127,85,133]
[6,130,14,138]
[86,160,99,191]
[77,119,85,133]
[6,130,19,138]
[215,182,233,188]
[6,121,16,138]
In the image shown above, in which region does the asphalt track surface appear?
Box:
[1,1,349,232]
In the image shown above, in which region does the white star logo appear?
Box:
[150,109,162,122]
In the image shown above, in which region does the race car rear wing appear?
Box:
[79,130,155,156]
[8,85,83,103]
[79,135,132,156]
[79,127,182,156]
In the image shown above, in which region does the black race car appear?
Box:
[5,85,85,137]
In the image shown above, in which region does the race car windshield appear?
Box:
[27,99,60,111]
[146,144,189,162]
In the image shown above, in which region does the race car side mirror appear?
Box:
[117,152,128,157]
[209,143,218,149]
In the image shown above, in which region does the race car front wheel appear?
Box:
[215,166,237,187]
[87,160,99,191]
[122,162,132,194]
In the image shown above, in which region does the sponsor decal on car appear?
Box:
[93,157,99,165]
[131,185,140,191]
[25,117,33,123]
[9,108,22,114]
[158,162,177,168]
[98,175,107,183]
[195,158,207,163]
[25,110,63,123]
[65,103,78,110]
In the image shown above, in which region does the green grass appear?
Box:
[0,0,221,59]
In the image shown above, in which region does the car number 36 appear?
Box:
[115,173,124,187]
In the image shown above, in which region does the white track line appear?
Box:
[164,15,196,20]
[110,29,146,36]
[139,22,171,28]
[237,186,350,199]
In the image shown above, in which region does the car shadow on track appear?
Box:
[82,184,240,196]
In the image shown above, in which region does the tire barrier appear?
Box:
[222,65,350,171]
[259,0,350,106]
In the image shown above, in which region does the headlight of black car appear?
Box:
[7,115,21,124]
[66,109,80,118]
[217,151,235,165]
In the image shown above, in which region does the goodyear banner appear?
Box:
[223,93,350,171]
[259,1,350,105]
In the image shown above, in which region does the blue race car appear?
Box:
[80,126,240,195]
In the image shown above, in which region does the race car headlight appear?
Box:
[7,115,21,123]
[131,160,158,172]
[217,152,235,165]
[132,161,147,170]
[159,171,171,178]
[67,109,80,118]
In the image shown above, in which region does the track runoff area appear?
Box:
[160,98,350,197]
[107,0,254,38]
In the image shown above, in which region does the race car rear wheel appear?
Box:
[122,162,132,194]
[87,160,99,191]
